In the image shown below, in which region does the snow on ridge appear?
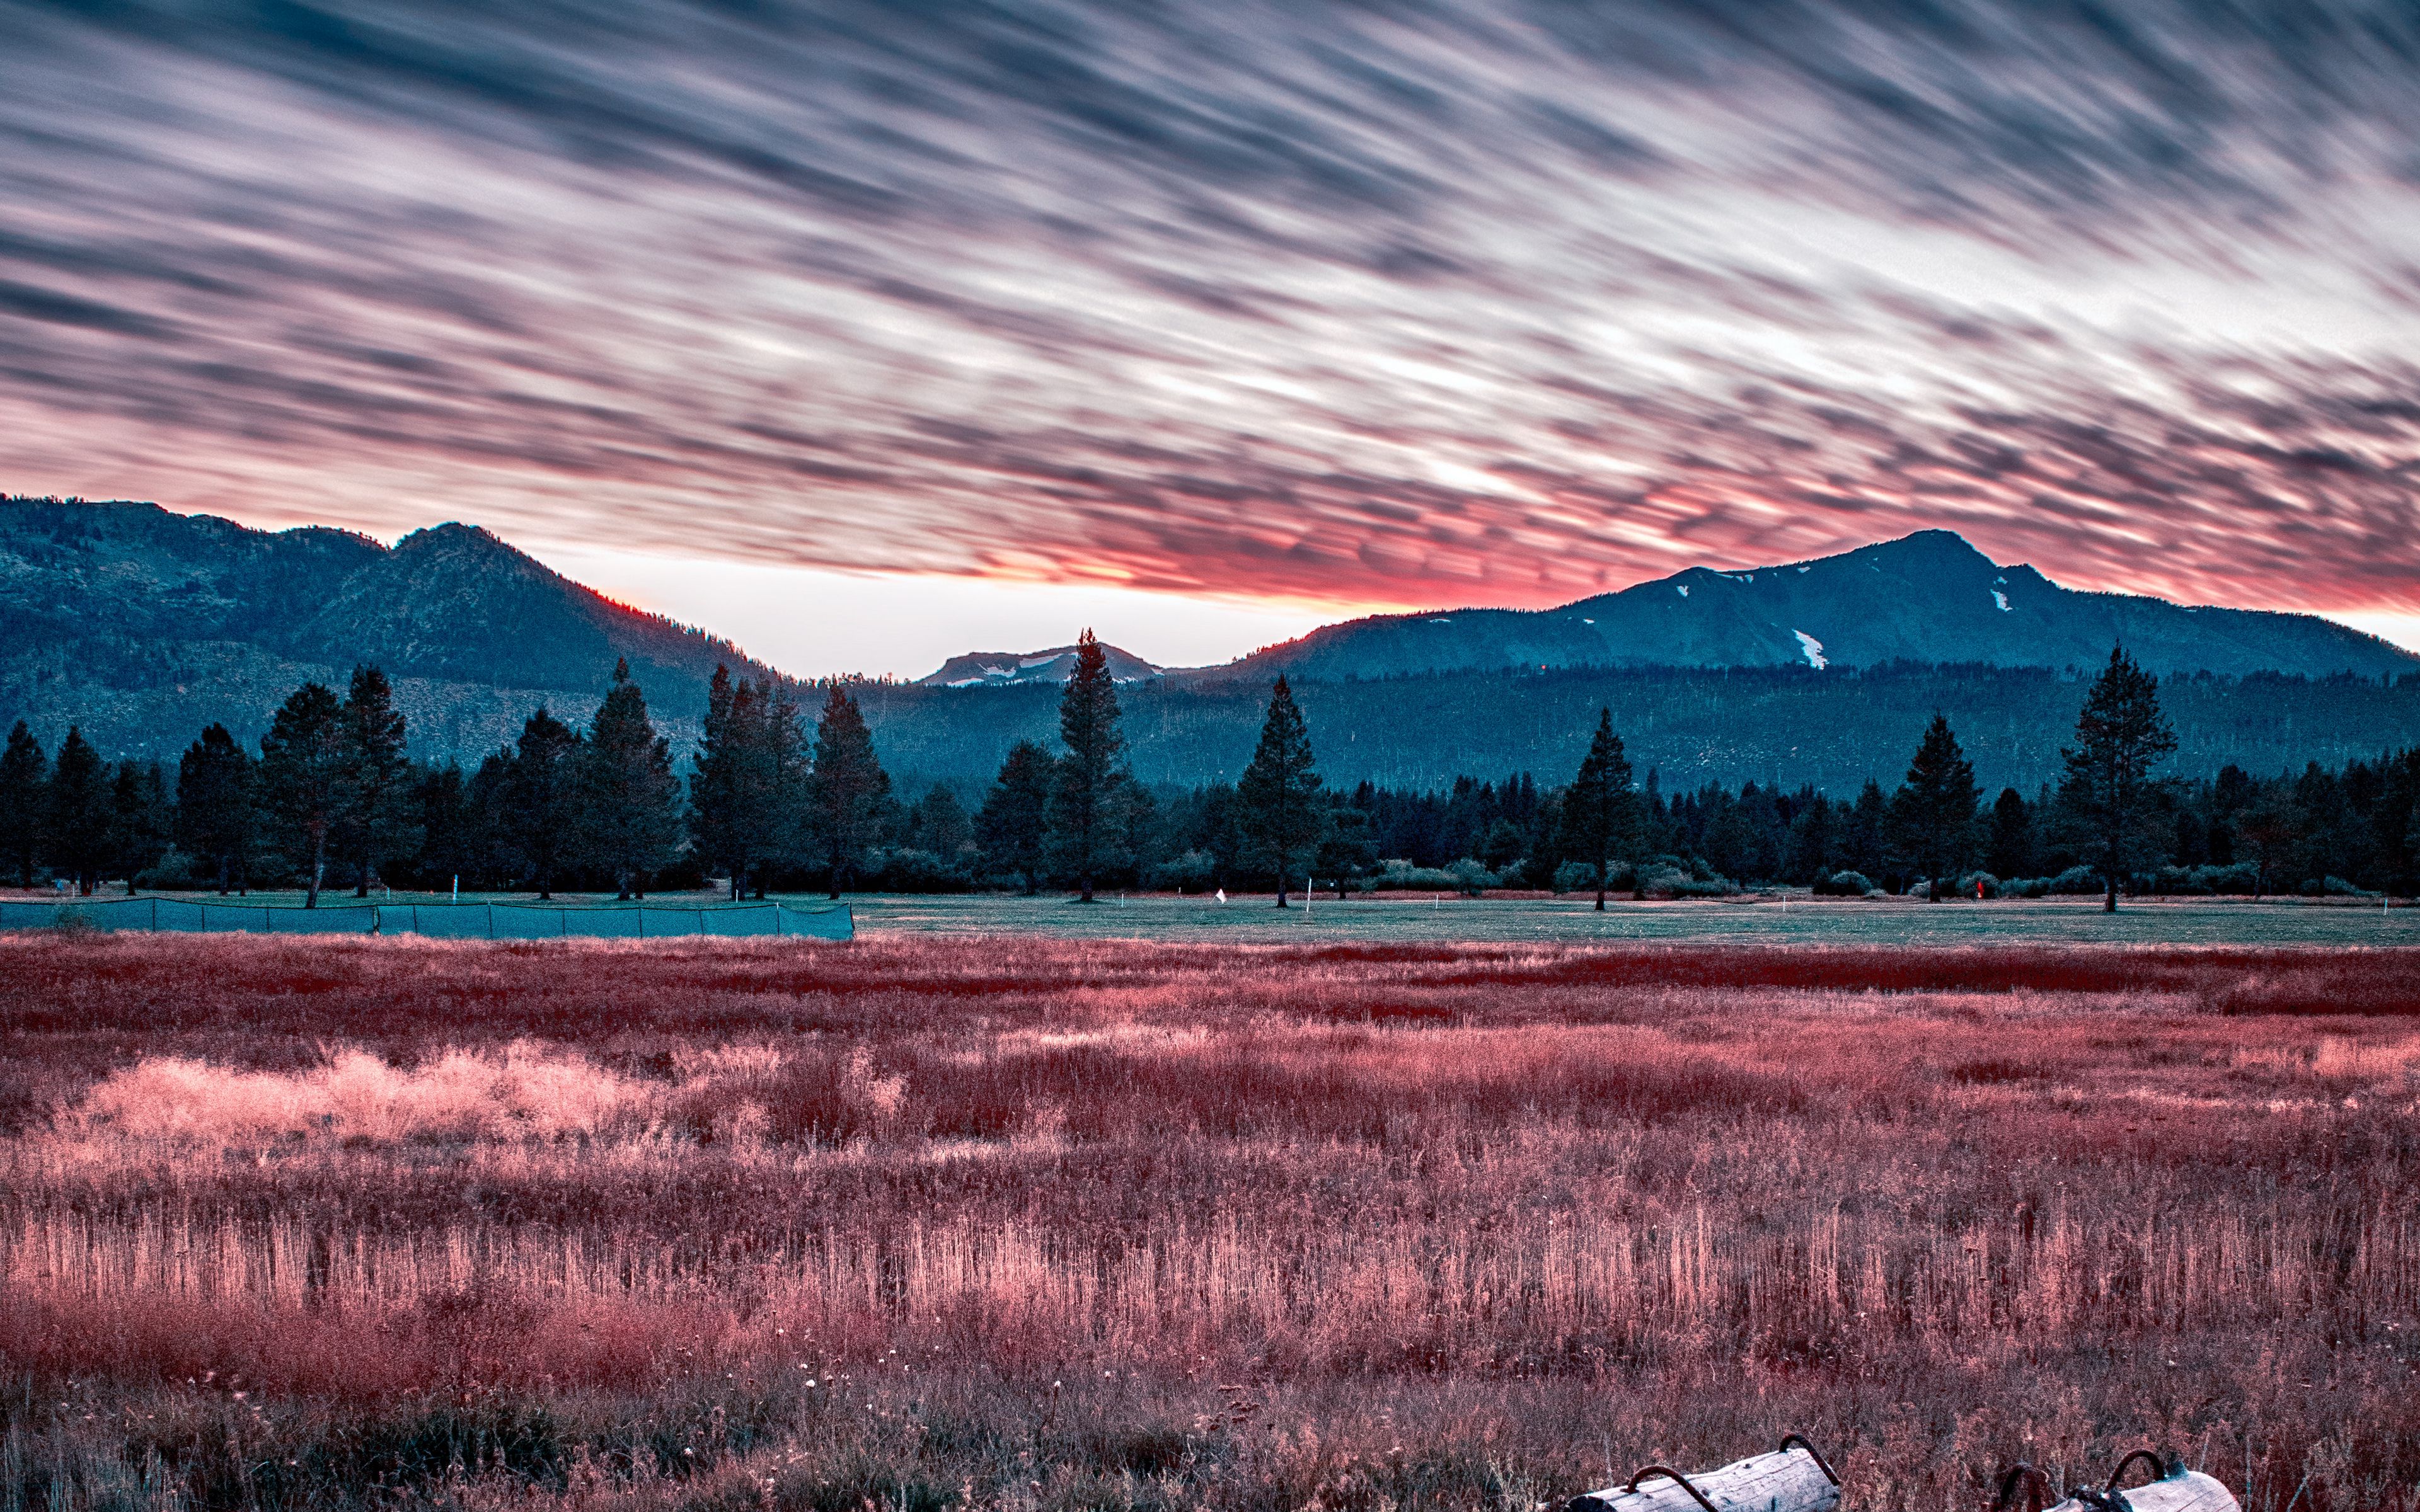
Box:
[1676,583,1690,598]
[1991,590,2010,612]
[1794,629,1828,670]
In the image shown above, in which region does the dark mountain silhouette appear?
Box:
[1207,530,2416,682]
[916,643,1161,688]
[1,498,778,760]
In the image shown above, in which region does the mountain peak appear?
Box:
[916,642,1162,688]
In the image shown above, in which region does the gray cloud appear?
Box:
[1,0,2417,612]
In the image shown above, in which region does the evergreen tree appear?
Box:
[506,707,582,900]
[107,760,170,891]
[1891,713,1979,900]
[910,784,974,861]
[44,726,112,894]
[1315,798,1378,897]
[0,721,45,888]
[176,724,255,895]
[2059,646,2179,912]
[1840,779,1889,881]
[1985,787,2034,879]
[1556,708,1637,910]
[977,740,1054,893]
[412,763,473,893]
[579,659,684,898]
[1784,794,1836,884]
[258,683,349,907]
[1236,676,1323,905]
[805,682,890,898]
[1049,630,1127,903]
[689,666,804,900]
[337,665,417,895]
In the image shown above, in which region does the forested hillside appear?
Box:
[1,497,777,759]
[858,662,2420,798]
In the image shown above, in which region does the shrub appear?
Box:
[2048,864,2104,895]
[1551,861,1598,896]
[1955,871,2000,899]
[1146,850,1216,892]
[1812,869,1872,896]
[1445,859,1497,896]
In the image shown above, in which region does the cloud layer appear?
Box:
[3,0,2418,612]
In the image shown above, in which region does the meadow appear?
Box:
[3,932,2418,1512]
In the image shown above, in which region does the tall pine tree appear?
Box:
[689,666,804,899]
[507,707,582,900]
[258,683,349,907]
[176,725,256,896]
[2060,646,2178,912]
[805,682,890,898]
[0,721,45,888]
[107,760,170,892]
[1237,677,1322,905]
[1049,630,1127,903]
[1557,708,1637,910]
[977,740,1054,893]
[44,726,111,894]
[337,665,417,895]
[1891,713,1979,900]
[579,659,684,899]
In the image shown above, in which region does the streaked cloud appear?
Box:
[1,0,2417,619]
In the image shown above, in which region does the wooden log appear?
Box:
[1565,1443,1840,1512]
[2043,1469,2237,1512]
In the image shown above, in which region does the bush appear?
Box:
[2323,875,2379,898]
[861,847,971,893]
[1146,850,1217,892]
[1446,858,1497,896]
[1635,864,1736,900]
[1552,861,1598,896]
[1812,869,1872,896]
[2048,864,2104,895]
[133,847,204,890]
[1372,859,1461,891]
[1955,871,2000,899]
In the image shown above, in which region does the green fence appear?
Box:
[0,896,853,940]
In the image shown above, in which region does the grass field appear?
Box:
[4,932,2417,1512]
[22,885,2420,948]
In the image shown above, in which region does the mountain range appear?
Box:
[4,496,2415,789]
[1,497,775,760]
[1189,529,2415,684]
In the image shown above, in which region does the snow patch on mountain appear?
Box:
[1991,590,2010,612]
[1794,630,1828,669]
[1676,583,1690,598]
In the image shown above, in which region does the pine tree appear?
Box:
[44,726,112,894]
[911,784,973,861]
[337,665,417,896]
[1555,707,1637,910]
[107,760,170,892]
[579,659,684,898]
[259,684,349,907]
[977,740,1054,893]
[412,762,472,893]
[805,682,890,898]
[507,707,582,900]
[1986,787,2034,879]
[0,721,45,888]
[1237,677,1323,905]
[2060,646,2179,912]
[689,666,804,900]
[1315,800,1377,897]
[1049,630,1127,903]
[1891,713,1979,900]
[176,724,255,895]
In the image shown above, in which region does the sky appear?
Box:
[4,0,2420,676]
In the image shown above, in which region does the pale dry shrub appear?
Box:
[52,1041,665,1149]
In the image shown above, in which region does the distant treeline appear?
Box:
[6,631,2416,905]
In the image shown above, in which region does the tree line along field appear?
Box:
[4,933,2419,1511]
[8,633,2418,913]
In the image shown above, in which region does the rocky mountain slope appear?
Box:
[1210,530,2417,682]
[915,643,1161,688]
[1,498,777,760]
